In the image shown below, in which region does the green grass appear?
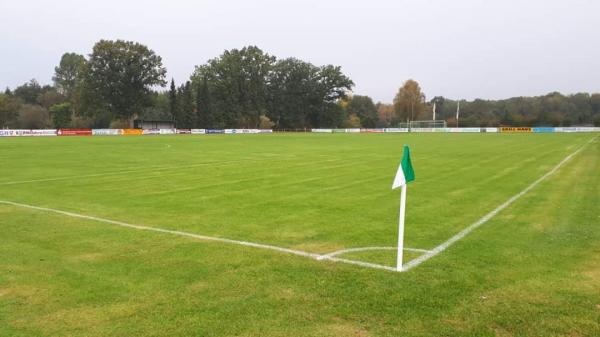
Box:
[1,133,599,336]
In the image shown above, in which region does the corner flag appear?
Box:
[392,145,415,271]
[392,145,415,189]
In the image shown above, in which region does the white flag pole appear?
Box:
[396,183,407,271]
[456,101,460,127]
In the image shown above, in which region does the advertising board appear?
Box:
[122,129,143,135]
[0,129,57,137]
[57,129,92,136]
[500,127,532,133]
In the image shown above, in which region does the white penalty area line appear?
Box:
[401,135,598,272]
[0,200,412,272]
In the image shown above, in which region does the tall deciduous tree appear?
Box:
[267,59,353,128]
[193,46,275,128]
[394,79,426,122]
[53,53,86,98]
[311,65,354,128]
[81,40,167,124]
[267,58,318,128]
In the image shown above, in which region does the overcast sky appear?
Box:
[1,0,599,103]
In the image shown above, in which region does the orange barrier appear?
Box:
[122,128,143,135]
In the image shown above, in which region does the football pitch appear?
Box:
[1,133,599,336]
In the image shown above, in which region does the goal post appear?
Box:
[398,120,447,129]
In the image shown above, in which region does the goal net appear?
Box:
[398,120,447,129]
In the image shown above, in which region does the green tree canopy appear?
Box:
[193,46,275,128]
[53,53,86,98]
[49,102,73,128]
[81,39,167,124]
[267,59,353,128]
[13,79,53,105]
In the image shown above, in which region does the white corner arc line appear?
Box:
[401,136,597,272]
[325,256,398,272]
[317,246,431,260]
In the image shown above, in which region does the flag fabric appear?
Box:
[392,145,415,189]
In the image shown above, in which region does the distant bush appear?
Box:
[17,104,50,129]
[49,102,72,128]
[343,113,361,128]
[258,115,274,129]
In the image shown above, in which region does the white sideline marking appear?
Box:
[317,246,431,260]
[0,200,397,272]
[0,200,319,259]
[401,136,598,272]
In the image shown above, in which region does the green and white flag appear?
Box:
[392,145,415,189]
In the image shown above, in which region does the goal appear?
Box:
[398,120,447,129]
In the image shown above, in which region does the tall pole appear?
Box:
[396,184,407,271]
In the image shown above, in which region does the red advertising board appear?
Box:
[57,129,93,136]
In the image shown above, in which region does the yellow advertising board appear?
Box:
[122,129,143,135]
[500,127,532,133]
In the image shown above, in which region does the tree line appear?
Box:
[1,40,599,129]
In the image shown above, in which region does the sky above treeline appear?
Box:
[1,0,599,103]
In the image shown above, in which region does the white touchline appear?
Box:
[0,200,402,272]
[401,136,598,272]
[0,200,319,258]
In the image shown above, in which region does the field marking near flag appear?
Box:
[402,136,598,272]
[317,246,431,260]
[0,200,322,258]
[0,200,418,272]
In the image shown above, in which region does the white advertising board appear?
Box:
[0,129,57,137]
